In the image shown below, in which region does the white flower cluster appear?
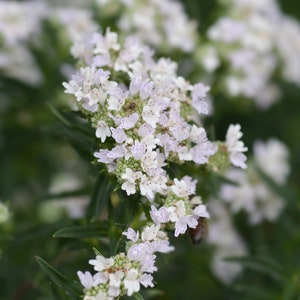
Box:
[199,0,300,108]
[0,1,48,85]
[50,7,100,45]
[0,1,100,85]
[0,1,47,47]
[220,139,289,224]
[77,223,174,299]
[63,28,220,298]
[63,28,248,298]
[64,29,217,201]
[95,0,198,53]
[150,176,210,237]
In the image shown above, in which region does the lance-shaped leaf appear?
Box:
[87,173,115,222]
[133,292,145,300]
[225,256,286,281]
[35,256,81,300]
[52,222,109,239]
[47,103,95,162]
[253,161,296,203]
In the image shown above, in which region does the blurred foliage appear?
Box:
[0,0,300,300]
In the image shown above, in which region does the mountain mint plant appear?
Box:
[63,28,247,299]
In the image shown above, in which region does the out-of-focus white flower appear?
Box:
[51,7,99,43]
[220,139,289,224]
[198,0,300,108]
[254,139,290,184]
[0,1,47,46]
[0,46,43,86]
[0,202,10,224]
[276,16,300,86]
[96,0,198,53]
[208,200,248,284]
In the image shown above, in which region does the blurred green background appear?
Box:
[0,0,300,299]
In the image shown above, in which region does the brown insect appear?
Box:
[189,217,208,244]
[128,102,137,111]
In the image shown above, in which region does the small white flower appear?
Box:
[171,178,190,197]
[77,271,94,289]
[226,124,248,153]
[138,123,155,137]
[226,124,248,169]
[141,224,160,241]
[167,200,186,222]
[127,243,148,261]
[191,83,210,114]
[110,127,126,143]
[119,113,139,129]
[131,140,147,160]
[129,76,143,95]
[107,146,125,160]
[109,270,124,288]
[94,149,115,164]
[108,286,120,297]
[121,168,142,195]
[230,152,247,169]
[93,272,109,285]
[63,80,81,95]
[177,146,193,161]
[149,239,175,254]
[123,227,139,242]
[142,105,160,128]
[150,205,169,224]
[89,255,114,272]
[124,268,140,296]
[193,204,210,219]
[96,121,111,142]
[93,28,120,54]
[174,215,198,237]
[95,291,110,300]
[140,273,154,288]
[141,151,158,173]
[190,141,217,164]
[139,175,155,200]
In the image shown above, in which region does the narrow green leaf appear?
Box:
[52,222,109,239]
[47,103,95,161]
[133,292,145,300]
[142,289,164,299]
[225,256,285,281]
[44,188,89,200]
[35,256,81,300]
[253,162,296,203]
[92,247,103,256]
[87,174,115,222]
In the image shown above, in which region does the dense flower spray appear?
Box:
[63,28,248,298]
